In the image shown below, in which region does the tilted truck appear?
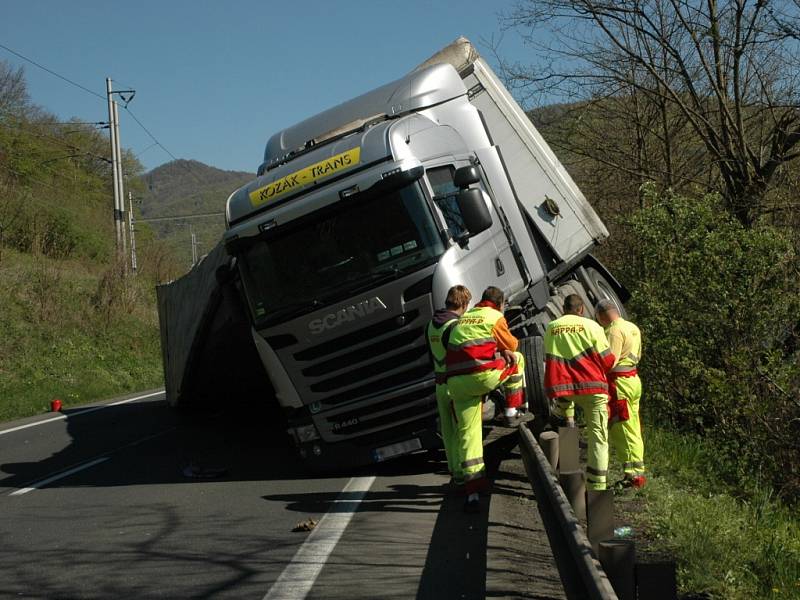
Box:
[165,37,627,470]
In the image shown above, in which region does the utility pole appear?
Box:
[128,191,138,274]
[105,78,135,263]
[113,100,127,256]
[106,78,122,253]
[190,224,198,266]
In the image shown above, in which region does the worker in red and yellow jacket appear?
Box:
[446,286,526,512]
[427,285,472,487]
[544,294,616,490]
[595,299,645,489]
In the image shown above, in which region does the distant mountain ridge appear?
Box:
[140,159,254,219]
[138,159,255,265]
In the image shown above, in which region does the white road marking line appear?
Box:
[263,475,377,600]
[0,390,165,436]
[6,426,177,496]
[9,457,110,496]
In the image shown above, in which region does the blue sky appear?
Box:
[1,1,536,173]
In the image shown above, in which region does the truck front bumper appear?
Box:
[296,414,441,472]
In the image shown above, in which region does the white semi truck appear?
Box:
[161,38,627,470]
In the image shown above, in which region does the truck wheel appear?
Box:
[584,266,628,318]
[520,336,549,419]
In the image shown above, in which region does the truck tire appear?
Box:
[520,336,549,419]
[584,266,628,318]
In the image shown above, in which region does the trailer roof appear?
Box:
[261,61,466,171]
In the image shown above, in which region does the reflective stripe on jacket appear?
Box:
[427,317,458,385]
[544,314,615,398]
[446,305,507,377]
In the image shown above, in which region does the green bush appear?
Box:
[632,427,800,599]
[620,187,800,500]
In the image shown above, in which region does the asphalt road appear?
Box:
[0,392,566,599]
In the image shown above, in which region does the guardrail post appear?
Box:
[538,431,559,471]
[558,470,586,520]
[558,426,580,471]
[635,561,677,599]
[586,489,614,553]
[599,540,636,600]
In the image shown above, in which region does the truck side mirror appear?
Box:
[453,165,480,188]
[456,188,492,241]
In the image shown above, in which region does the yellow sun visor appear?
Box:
[249,147,362,208]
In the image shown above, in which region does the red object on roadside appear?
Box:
[50,399,63,412]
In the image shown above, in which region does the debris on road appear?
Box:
[292,518,318,533]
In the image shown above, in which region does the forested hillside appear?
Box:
[0,60,173,419]
[138,159,253,267]
[513,2,800,596]
[516,0,800,504]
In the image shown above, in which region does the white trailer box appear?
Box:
[417,38,609,266]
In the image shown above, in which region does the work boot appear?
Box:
[614,474,647,490]
[496,407,522,427]
[630,475,646,489]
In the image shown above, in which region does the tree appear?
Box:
[502,0,800,226]
[0,60,28,115]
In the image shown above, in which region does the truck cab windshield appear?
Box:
[239,181,444,325]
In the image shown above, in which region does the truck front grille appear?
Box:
[319,364,432,406]
[294,309,420,361]
[319,385,435,439]
[277,293,436,442]
[309,344,428,393]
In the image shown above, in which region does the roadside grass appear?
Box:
[611,424,800,599]
[0,250,164,422]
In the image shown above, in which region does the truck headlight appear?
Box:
[290,423,320,443]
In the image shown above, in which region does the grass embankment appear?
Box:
[612,425,800,599]
[0,249,164,422]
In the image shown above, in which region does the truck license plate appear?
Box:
[372,438,422,462]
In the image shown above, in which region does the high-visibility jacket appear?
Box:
[606,317,641,374]
[427,313,459,385]
[605,317,642,423]
[446,303,516,378]
[544,314,615,398]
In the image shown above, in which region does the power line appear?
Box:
[138,211,225,223]
[0,162,60,191]
[0,121,111,164]
[0,43,105,101]
[0,42,210,188]
[123,107,178,161]
[0,108,106,127]
[133,142,159,159]
[122,105,206,184]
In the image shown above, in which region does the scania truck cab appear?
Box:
[222,38,627,469]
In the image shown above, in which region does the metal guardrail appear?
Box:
[518,424,619,600]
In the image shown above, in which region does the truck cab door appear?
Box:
[424,161,525,298]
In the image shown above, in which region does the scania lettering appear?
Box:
[158,38,628,470]
[308,297,388,334]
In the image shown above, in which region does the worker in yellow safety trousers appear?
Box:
[595,299,646,489]
[446,286,526,512]
[426,285,472,489]
[544,294,616,491]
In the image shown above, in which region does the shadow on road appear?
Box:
[0,397,318,490]
[257,423,524,600]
